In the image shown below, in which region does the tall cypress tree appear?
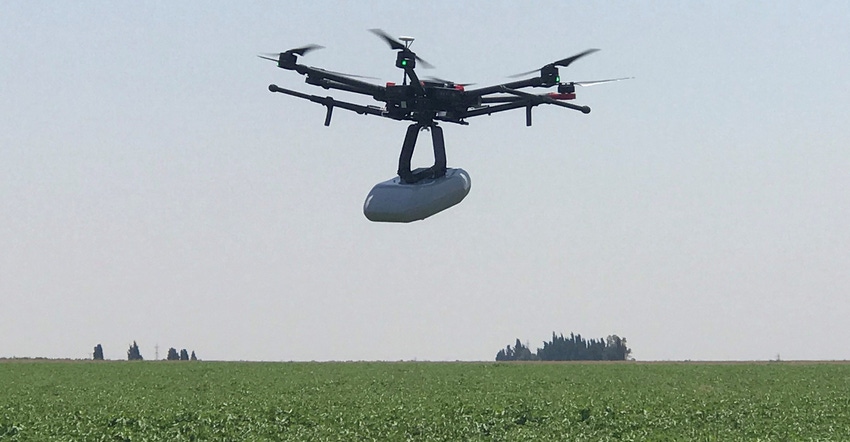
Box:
[127,341,143,361]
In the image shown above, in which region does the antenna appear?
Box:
[399,36,414,49]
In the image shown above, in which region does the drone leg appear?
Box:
[397,123,421,184]
[430,124,447,179]
[526,106,533,127]
[324,105,334,126]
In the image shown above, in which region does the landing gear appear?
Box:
[397,122,447,184]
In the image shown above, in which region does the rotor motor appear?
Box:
[558,83,576,94]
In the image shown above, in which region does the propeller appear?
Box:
[317,68,379,80]
[509,48,600,78]
[570,77,634,87]
[370,28,406,51]
[369,29,434,69]
[258,44,325,63]
[424,76,475,87]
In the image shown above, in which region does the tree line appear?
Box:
[92,342,198,361]
[496,332,632,361]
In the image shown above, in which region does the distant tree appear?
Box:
[190,351,197,361]
[180,349,189,361]
[588,337,606,361]
[603,335,632,361]
[93,344,104,361]
[167,347,180,361]
[514,340,536,361]
[127,341,143,361]
[496,339,537,361]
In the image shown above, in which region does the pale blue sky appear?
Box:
[2,1,849,361]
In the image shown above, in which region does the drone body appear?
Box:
[262,30,628,222]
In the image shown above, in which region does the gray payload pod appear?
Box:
[363,168,471,222]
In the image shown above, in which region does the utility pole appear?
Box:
[155,344,159,361]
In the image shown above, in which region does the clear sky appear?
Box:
[2,1,849,361]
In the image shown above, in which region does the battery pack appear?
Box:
[363,168,471,222]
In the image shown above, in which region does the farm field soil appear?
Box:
[1,360,849,441]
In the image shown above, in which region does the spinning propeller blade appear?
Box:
[319,68,379,80]
[415,58,434,69]
[551,49,600,69]
[284,44,325,56]
[509,49,600,78]
[572,77,634,87]
[424,76,475,87]
[258,44,325,62]
[260,44,378,80]
[370,28,406,51]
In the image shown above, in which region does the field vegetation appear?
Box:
[1,360,848,441]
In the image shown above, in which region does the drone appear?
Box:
[262,29,628,222]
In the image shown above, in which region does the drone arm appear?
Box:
[268,84,388,126]
[403,68,427,96]
[461,89,590,126]
[306,77,386,100]
[499,87,591,114]
[465,77,545,99]
[461,100,534,119]
[292,65,386,97]
[479,96,524,104]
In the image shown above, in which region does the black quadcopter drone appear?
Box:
[262,29,628,222]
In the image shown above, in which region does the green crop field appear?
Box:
[1,360,849,441]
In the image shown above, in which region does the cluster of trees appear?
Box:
[496,333,632,361]
[92,342,198,361]
[166,348,197,361]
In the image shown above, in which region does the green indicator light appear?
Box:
[401,59,408,66]
[556,76,560,83]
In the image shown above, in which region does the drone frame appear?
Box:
[264,31,613,184]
